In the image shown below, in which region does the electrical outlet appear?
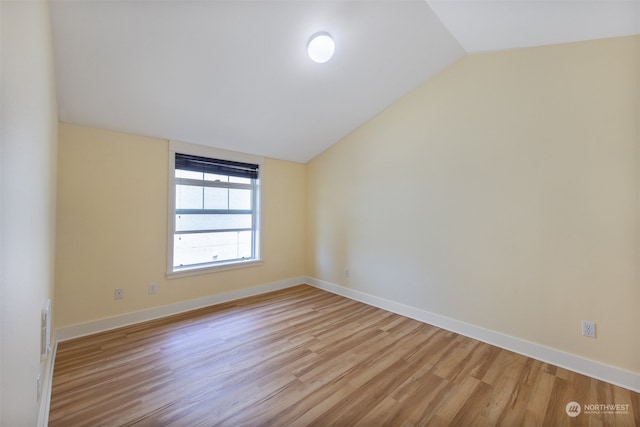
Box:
[582,320,596,338]
[344,268,350,278]
[114,288,124,300]
[148,283,157,295]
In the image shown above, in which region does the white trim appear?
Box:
[167,259,264,279]
[56,277,304,342]
[167,146,177,275]
[305,276,640,393]
[36,332,57,427]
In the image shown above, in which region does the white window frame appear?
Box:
[167,140,263,279]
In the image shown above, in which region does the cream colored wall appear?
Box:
[307,36,640,373]
[1,1,59,424]
[55,124,306,328]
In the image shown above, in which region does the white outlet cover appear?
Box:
[37,374,42,401]
[582,320,596,338]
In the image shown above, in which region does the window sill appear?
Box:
[166,259,263,279]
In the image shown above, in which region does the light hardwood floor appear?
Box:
[49,285,639,426]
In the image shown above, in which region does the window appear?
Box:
[168,143,262,277]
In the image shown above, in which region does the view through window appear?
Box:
[172,153,259,271]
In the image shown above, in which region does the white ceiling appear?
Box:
[429,0,640,53]
[50,1,640,163]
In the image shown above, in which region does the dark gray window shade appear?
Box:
[175,153,259,179]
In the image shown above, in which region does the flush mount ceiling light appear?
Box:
[307,32,335,63]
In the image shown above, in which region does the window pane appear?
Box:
[204,187,228,209]
[204,173,228,182]
[174,231,252,267]
[175,214,251,232]
[229,176,251,184]
[229,189,251,210]
[172,153,258,272]
[176,170,203,179]
[176,185,202,209]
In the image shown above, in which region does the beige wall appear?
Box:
[55,124,306,327]
[0,1,59,424]
[307,36,640,373]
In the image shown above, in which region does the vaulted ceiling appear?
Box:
[50,1,640,163]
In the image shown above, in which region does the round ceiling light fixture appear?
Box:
[307,32,335,64]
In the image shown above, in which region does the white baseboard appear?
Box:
[305,276,640,393]
[56,277,305,342]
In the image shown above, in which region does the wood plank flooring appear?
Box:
[49,285,640,426]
